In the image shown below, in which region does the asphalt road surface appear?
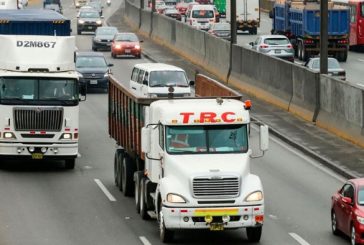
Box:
[0,1,357,244]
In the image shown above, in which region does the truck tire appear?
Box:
[297,41,302,60]
[301,43,308,61]
[338,51,348,62]
[159,201,174,243]
[121,154,134,197]
[134,171,143,213]
[140,177,150,220]
[246,226,262,242]
[65,158,75,169]
[114,149,123,189]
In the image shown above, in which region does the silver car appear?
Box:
[304,57,346,80]
[250,35,294,62]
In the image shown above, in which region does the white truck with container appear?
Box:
[0,35,86,169]
[109,73,269,242]
[226,0,260,34]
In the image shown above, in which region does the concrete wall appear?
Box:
[124,0,364,147]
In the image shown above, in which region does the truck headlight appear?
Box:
[78,19,85,24]
[59,133,72,140]
[96,20,102,25]
[4,132,16,139]
[357,216,364,225]
[245,191,263,202]
[167,193,187,203]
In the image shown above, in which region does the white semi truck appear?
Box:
[0,35,86,169]
[226,0,260,34]
[109,73,269,242]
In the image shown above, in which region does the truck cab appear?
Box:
[0,35,85,169]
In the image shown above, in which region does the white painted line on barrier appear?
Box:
[94,179,117,202]
[139,236,152,245]
[289,233,310,245]
[251,125,346,183]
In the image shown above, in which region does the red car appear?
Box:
[111,32,142,59]
[331,178,364,245]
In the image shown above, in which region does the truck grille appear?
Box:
[193,176,240,198]
[82,73,104,79]
[14,107,63,131]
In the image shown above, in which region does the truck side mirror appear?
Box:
[259,125,269,152]
[143,80,148,85]
[249,42,254,46]
[189,80,195,86]
[142,127,151,153]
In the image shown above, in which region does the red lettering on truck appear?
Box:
[180,112,194,123]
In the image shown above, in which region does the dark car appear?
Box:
[77,10,103,35]
[75,52,113,91]
[92,26,118,51]
[164,8,181,21]
[208,22,231,40]
[331,178,364,245]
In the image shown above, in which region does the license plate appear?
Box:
[32,153,43,160]
[88,26,93,29]
[125,49,131,53]
[210,223,224,231]
[90,80,98,84]
[275,50,281,54]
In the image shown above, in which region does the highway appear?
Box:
[0,1,357,245]
[235,13,364,86]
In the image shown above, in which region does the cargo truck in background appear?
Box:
[0,35,86,169]
[226,0,260,34]
[0,9,71,36]
[0,0,24,9]
[109,74,269,243]
[270,0,350,61]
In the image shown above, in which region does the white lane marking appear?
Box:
[289,233,310,245]
[139,236,152,245]
[358,58,364,62]
[269,214,278,220]
[251,125,346,183]
[94,179,117,202]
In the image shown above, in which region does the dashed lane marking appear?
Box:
[94,179,116,202]
[289,233,311,245]
[139,236,152,245]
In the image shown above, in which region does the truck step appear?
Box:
[147,211,157,219]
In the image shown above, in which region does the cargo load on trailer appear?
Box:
[226,0,260,34]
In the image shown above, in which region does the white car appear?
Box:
[304,57,346,80]
[129,63,194,97]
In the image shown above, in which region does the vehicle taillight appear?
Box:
[338,39,348,44]
[287,44,293,48]
[304,39,314,44]
[260,44,269,48]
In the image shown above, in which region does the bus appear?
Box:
[333,0,364,48]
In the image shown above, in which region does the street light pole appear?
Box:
[320,0,328,74]
[227,0,237,82]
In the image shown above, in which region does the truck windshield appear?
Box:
[149,71,189,87]
[166,125,248,154]
[0,77,79,105]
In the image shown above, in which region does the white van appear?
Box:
[129,63,193,97]
[186,4,216,30]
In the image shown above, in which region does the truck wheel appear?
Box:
[301,44,308,61]
[134,171,143,213]
[65,158,75,169]
[121,155,134,197]
[140,177,150,220]
[297,42,302,60]
[159,202,174,243]
[246,226,262,242]
[338,51,348,62]
[114,149,123,188]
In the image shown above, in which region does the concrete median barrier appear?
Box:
[316,76,364,146]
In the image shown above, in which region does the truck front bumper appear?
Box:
[162,205,264,230]
[0,142,78,159]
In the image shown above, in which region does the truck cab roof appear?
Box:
[0,9,67,21]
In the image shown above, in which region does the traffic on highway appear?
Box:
[0,0,364,244]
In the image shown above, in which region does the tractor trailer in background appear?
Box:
[0,9,71,36]
[109,73,269,243]
[270,0,350,61]
[225,0,260,34]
